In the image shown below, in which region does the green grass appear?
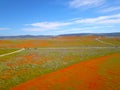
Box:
[100,37,120,46]
[0,36,120,89]
[0,48,19,55]
[98,54,120,89]
[0,48,120,89]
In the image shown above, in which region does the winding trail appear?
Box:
[0,48,25,57]
[12,53,120,90]
[36,47,119,49]
[95,38,115,46]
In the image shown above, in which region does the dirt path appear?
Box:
[95,38,115,46]
[32,46,120,50]
[0,48,25,57]
[12,52,120,90]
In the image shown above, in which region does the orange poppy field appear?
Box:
[0,36,120,90]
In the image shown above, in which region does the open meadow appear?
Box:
[1,0,120,89]
[0,36,120,90]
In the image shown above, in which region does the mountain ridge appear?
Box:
[0,32,120,39]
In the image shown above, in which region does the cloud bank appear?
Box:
[23,13,120,34]
[68,0,105,8]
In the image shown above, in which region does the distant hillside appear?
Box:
[60,32,120,37]
[0,32,120,39]
[0,35,54,39]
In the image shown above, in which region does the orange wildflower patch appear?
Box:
[17,54,42,65]
[0,40,11,44]
[12,53,120,90]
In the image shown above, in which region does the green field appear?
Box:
[100,37,120,46]
[99,54,120,89]
[0,47,120,89]
[0,48,19,55]
[0,36,120,48]
[0,36,120,89]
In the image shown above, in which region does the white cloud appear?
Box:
[69,0,105,8]
[74,13,120,24]
[23,14,120,33]
[100,6,120,13]
[0,28,10,30]
[23,22,72,31]
[24,22,72,31]
[28,22,71,30]
[51,28,93,34]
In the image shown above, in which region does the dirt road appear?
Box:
[0,48,25,57]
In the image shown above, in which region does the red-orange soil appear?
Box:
[12,53,120,90]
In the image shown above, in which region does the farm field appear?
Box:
[0,36,120,90]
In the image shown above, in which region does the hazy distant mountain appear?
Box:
[60,32,120,37]
[0,32,120,39]
[0,35,54,39]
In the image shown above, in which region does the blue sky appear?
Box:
[0,0,120,36]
